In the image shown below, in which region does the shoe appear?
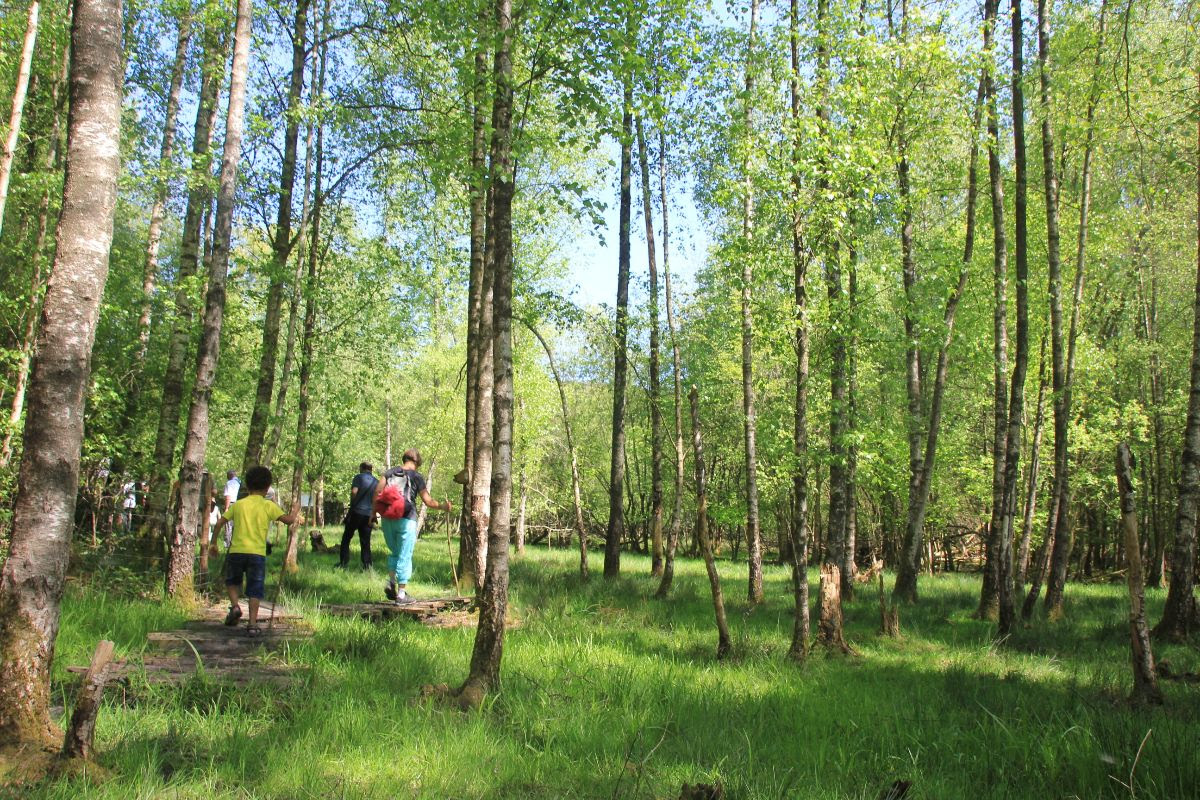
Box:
[394,590,414,606]
[246,625,262,637]
[384,583,397,602]
[224,605,242,626]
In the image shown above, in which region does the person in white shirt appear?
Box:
[222,470,241,548]
[121,481,137,532]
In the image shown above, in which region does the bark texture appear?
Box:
[0,0,123,747]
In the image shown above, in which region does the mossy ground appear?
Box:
[12,530,1200,799]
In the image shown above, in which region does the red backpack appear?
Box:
[373,483,408,519]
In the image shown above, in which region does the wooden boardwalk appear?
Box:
[321,596,477,628]
[68,599,310,688]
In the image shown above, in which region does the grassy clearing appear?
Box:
[18,530,1200,799]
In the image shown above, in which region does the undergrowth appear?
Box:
[11,530,1200,799]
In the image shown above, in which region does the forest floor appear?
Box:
[15,530,1200,799]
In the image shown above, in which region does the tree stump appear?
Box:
[62,640,115,760]
[818,562,854,653]
[878,568,900,637]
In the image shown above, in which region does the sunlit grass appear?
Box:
[27,528,1200,799]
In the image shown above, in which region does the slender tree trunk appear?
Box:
[655,120,685,599]
[464,0,515,694]
[466,174,495,593]
[126,12,192,418]
[0,0,123,748]
[243,0,310,472]
[1034,0,1066,624]
[604,72,633,579]
[263,96,317,468]
[144,20,225,558]
[1017,335,1048,586]
[459,4,490,584]
[738,0,764,605]
[1115,443,1164,704]
[994,0,1037,636]
[0,28,67,472]
[1155,64,1200,642]
[1043,0,1108,618]
[787,0,811,659]
[635,114,664,579]
[981,0,1024,623]
[166,0,252,599]
[894,74,984,603]
[284,0,327,576]
[815,0,846,587]
[526,322,588,579]
[689,386,732,659]
[0,0,39,237]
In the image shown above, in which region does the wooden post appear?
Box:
[1115,443,1164,705]
[62,640,115,759]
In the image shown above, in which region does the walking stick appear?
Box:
[444,507,459,594]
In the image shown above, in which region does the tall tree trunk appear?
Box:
[995,0,1035,636]
[1033,0,1065,625]
[1155,64,1200,641]
[1024,0,1107,617]
[166,0,252,599]
[1042,0,1108,619]
[894,74,984,603]
[654,119,685,599]
[739,0,764,605]
[604,72,633,579]
[125,12,192,427]
[787,0,811,659]
[0,0,39,237]
[0,26,67,472]
[525,322,587,579]
[689,386,732,659]
[464,0,515,694]
[242,0,310,472]
[459,3,490,585]
[283,0,328,575]
[144,19,226,559]
[263,88,317,468]
[1115,443,1164,704]
[0,0,123,748]
[636,113,664,579]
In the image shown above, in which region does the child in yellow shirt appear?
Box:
[219,466,302,636]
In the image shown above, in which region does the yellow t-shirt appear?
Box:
[221,494,285,556]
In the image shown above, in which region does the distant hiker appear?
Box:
[379,448,451,604]
[219,465,302,636]
[121,479,137,532]
[222,469,240,548]
[338,461,379,569]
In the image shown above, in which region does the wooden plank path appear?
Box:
[68,599,310,688]
[321,596,477,628]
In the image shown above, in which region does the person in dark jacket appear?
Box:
[338,461,378,569]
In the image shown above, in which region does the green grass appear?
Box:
[18,530,1200,799]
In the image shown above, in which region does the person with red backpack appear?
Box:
[376,448,452,603]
